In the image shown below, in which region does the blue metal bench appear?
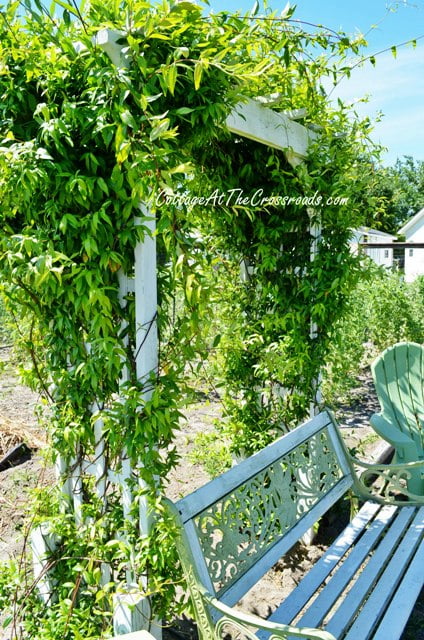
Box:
[165,409,424,640]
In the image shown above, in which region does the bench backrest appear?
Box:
[372,341,424,455]
[166,410,353,609]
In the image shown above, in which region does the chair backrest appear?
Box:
[372,342,424,454]
[166,410,353,609]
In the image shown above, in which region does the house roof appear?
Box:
[399,208,424,236]
[356,226,397,239]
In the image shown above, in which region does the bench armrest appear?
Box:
[200,589,337,640]
[348,454,424,505]
[370,414,421,461]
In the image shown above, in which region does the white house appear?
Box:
[398,208,424,282]
[350,227,397,269]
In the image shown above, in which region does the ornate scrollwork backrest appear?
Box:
[193,428,344,595]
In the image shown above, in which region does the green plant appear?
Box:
[188,431,232,478]
[0,0,384,633]
[322,261,424,406]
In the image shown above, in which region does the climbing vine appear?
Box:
[0,0,380,635]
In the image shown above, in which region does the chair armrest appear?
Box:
[348,454,424,505]
[370,414,418,451]
[200,589,337,640]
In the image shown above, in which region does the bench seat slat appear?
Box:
[343,506,424,640]
[323,505,416,637]
[372,535,424,640]
[298,504,407,630]
[221,476,353,608]
[256,500,383,639]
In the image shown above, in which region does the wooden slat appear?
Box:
[416,342,424,452]
[343,506,424,640]
[323,506,416,637]
[404,343,424,435]
[395,343,423,443]
[220,476,353,608]
[256,501,382,640]
[404,344,420,424]
[176,412,341,522]
[382,347,408,434]
[393,344,416,440]
[225,98,316,165]
[372,535,424,640]
[296,504,405,630]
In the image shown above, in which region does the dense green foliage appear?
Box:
[195,134,377,454]
[365,156,424,233]
[323,262,424,404]
[0,0,383,635]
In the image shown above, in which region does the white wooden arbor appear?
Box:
[32,27,319,638]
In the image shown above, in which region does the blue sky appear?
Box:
[205,1,424,166]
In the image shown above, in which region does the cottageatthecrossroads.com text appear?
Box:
[154,188,349,208]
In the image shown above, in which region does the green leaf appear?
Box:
[174,106,195,115]
[149,33,170,40]
[52,0,78,15]
[391,46,397,59]
[193,60,203,90]
[2,615,13,628]
[97,177,109,195]
[212,334,221,348]
[166,65,178,96]
[250,0,259,16]
[174,46,190,59]
[63,8,71,25]
[120,110,137,129]
[111,165,124,190]
[280,1,291,18]
[168,162,193,174]
[150,119,170,141]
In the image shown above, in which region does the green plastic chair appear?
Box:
[371,341,424,495]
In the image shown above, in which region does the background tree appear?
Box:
[364,156,424,233]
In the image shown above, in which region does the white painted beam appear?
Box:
[95,29,316,166]
[94,29,130,68]
[134,212,158,401]
[226,98,316,166]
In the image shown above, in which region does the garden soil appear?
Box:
[0,347,422,639]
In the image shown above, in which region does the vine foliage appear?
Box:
[0,0,379,635]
